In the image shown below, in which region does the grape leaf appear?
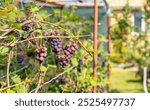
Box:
[40,65,47,72]
[0,46,9,55]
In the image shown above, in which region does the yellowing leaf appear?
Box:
[40,65,47,72]
[0,5,17,17]
[0,46,9,55]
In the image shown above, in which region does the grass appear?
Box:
[110,68,144,93]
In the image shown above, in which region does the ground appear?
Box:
[110,68,144,93]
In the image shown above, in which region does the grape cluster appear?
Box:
[79,54,89,65]
[97,86,105,93]
[57,75,67,84]
[43,30,78,67]
[58,42,78,67]
[57,55,70,67]
[45,30,63,54]
[48,38,62,54]
[43,32,50,41]
[77,88,86,93]
[17,53,24,63]
[22,23,31,31]
[77,54,89,72]
[63,42,78,58]
[35,45,47,63]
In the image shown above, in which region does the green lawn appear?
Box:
[110,68,144,93]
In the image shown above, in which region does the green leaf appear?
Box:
[14,84,27,93]
[12,23,22,29]
[48,64,57,69]
[11,75,21,84]
[71,58,78,66]
[0,81,6,86]
[60,85,72,92]
[29,59,34,64]
[5,0,11,4]
[93,50,98,54]
[90,77,97,86]
[25,3,37,8]
[0,46,9,55]
[6,89,16,93]
[31,7,39,12]
[40,65,47,72]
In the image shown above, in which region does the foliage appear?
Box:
[111,4,132,63]
[111,4,150,69]
[0,1,107,93]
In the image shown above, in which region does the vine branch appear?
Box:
[0,65,29,79]
[35,70,47,93]
[30,66,76,93]
[6,50,13,87]
[0,28,15,38]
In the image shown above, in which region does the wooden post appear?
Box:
[107,14,111,93]
[93,0,98,93]
[60,7,63,22]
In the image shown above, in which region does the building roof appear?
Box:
[22,0,105,7]
[107,0,144,8]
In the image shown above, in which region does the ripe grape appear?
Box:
[78,88,86,93]
[57,42,78,67]
[48,38,62,54]
[57,55,70,67]
[84,54,89,59]
[17,53,24,63]
[22,24,30,31]
[43,32,50,41]
[57,75,67,84]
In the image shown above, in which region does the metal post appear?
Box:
[143,67,148,93]
[93,0,98,93]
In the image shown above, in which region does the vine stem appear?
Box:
[6,50,13,87]
[35,64,47,93]
[0,82,24,92]
[0,20,32,39]
[0,35,91,46]
[0,65,29,79]
[12,36,80,45]
[0,28,15,38]
[34,72,44,93]
[30,66,76,93]
[41,21,93,56]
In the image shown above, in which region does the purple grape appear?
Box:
[22,24,30,31]
[17,54,24,63]
[45,30,62,54]
[57,42,78,67]
[57,55,70,67]
[57,75,66,84]
[43,32,50,41]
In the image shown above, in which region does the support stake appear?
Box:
[93,0,98,93]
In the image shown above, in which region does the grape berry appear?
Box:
[57,75,67,84]
[22,23,31,31]
[17,53,24,63]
